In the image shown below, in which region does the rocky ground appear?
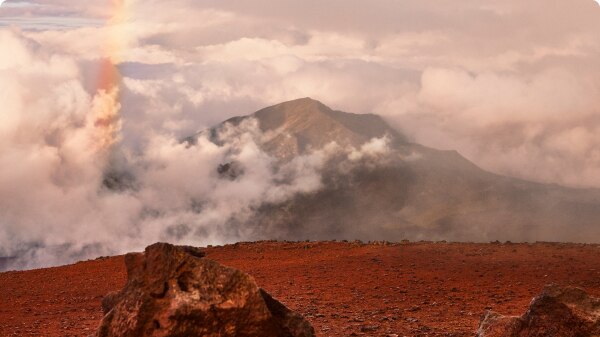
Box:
[1,241,600,337]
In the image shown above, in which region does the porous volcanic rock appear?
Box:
[476,284,600,337]
[95,242,315,337]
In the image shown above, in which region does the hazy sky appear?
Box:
[1,0,600,268]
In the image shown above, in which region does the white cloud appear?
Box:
[0,32,330,268]
[2,0,600,268]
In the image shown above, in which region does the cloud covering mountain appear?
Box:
[3,0,600,186]
[1,0,600,269]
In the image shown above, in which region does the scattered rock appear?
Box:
[95,242,315,337]
[476,284,600,336]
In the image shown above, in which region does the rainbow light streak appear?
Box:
[90,0,129,152]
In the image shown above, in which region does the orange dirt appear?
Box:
[2,241,600,337]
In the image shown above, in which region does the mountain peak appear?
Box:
[226,98,406,159]
[276,97,323,105]
[209,98,407,159]
[282,96,321,105]
[254,97,331,127]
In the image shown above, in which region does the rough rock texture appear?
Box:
[95,243,315,337]
[476,284,600,337]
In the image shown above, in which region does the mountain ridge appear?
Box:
[193,98,600,243]
[215,97,408,160]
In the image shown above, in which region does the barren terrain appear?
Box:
[2,241,600,337]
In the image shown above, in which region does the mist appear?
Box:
[1,0,600,269]
[0,32,387,269]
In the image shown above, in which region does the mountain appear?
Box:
[219,97,407,160]
[197,98,600,243]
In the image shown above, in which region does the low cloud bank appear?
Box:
[0,31,394,269]
[2,0,600,268]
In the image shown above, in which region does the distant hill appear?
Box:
[190,98,600,243]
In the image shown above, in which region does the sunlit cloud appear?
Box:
[1,0,600,268]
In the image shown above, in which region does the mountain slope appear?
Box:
[220,97,408,160]
[200,98,600,243]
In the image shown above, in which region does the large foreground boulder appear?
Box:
[96,243,315,337]
[476,284,600,337]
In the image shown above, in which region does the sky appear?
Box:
[1,0,600,268]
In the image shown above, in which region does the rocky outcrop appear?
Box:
[476,284,600,337]
[95,243,315,337]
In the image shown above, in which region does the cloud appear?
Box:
[0,33,332,268]
[0,30,122,265]
[1,0,600,268]
[348,136,391,162]
[389,66,600,187]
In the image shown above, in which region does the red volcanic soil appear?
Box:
[2,241,600,337]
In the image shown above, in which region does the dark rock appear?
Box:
[102,169,137,192]
[96,242,315,337]
[476,284,600,337]
[217,161,244,180]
